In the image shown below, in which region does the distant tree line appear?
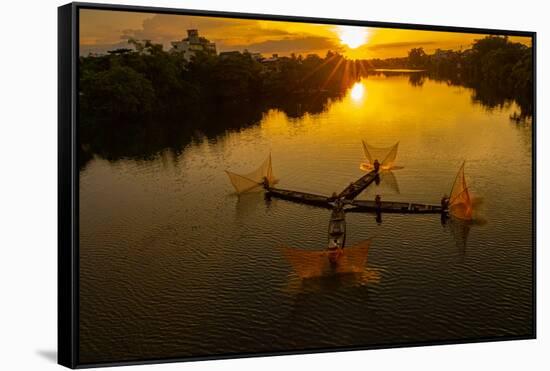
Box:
[80,42,361,125]
[79,43,364,168]
[78,35,533,169]
[365,36,533,120]
[80,35,532,126]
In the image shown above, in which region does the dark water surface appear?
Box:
[79,74,533,363]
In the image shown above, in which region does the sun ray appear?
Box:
[321,56,346,90]
[299,53,340,84]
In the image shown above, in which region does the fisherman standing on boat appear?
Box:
[373,159,380,172]
[262,176,269,189]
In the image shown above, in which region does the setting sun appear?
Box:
[336,25,369,49]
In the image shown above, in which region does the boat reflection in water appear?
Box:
[443,213,487,260]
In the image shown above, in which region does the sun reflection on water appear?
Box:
[350,81,366,102]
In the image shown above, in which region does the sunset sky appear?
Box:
[80,9,531,59]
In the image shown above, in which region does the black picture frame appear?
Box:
[58,2,537,368]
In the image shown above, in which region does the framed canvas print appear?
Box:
[58,2,536,368]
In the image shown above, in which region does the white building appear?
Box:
[170,29,216,61]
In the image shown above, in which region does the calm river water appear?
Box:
[79,73,533,364]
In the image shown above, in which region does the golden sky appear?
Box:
[80,9,531,59]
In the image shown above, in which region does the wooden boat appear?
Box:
[328,204,346,250]
[347,199,443,214]
[327,202,346,264]
[265,187,333,208]
[338,170,379,200]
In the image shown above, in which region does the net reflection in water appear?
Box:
[281,239,372,279]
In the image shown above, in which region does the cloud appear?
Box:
[116,14,307,52]
[230,36,340,55]
[367,40,437,51]
[80,11,340,56]
[79,10,151,46]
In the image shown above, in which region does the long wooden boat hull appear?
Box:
[265,187,443,214]
[328,207,346,249]
[338,170,378,200]
[348,199,443,214]
[266,187,333,208]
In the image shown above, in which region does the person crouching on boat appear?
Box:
[373,159,380,172]
[375,194,382,212]
[440,195,449,213]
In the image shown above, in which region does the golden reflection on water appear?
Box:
[249,74,527,283]
[252,74,528,200]
[79,72,532,360]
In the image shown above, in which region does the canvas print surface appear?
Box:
[78,8,534,364]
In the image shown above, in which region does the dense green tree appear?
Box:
[80,65,154,122]
[408,47,427,68]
